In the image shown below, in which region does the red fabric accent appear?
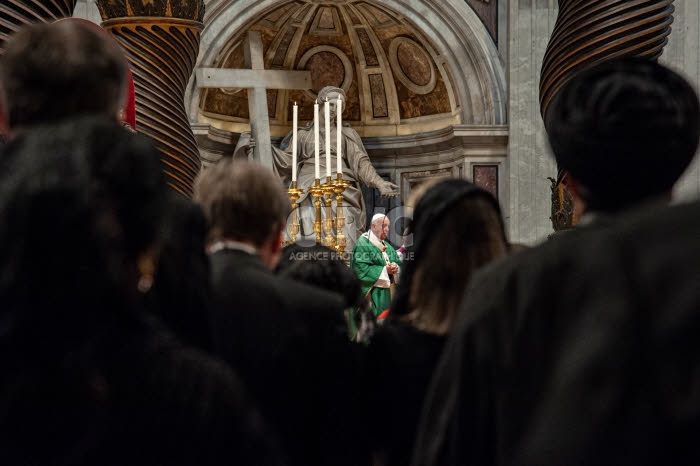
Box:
[377,309,390,321]
[124,67,136,130]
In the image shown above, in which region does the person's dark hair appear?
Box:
[0,118,289,466]
[146,194,213,350]
[277,243,362,309]
[0,117,167,354]
[392,179,508,335]
[277,243,373,342]
[0,20,128,130]
[194,158,290,247]
[545,58,700,212]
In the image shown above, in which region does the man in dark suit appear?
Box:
[411,58,700,466]
[194,158,368,466]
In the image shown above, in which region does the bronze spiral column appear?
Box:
[97,0,205,198]
[0,0,77,53]
[540,0,675,230]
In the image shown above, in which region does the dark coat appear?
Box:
[0,312,284,466]
[412,200,700,466]
[209,248,368,466]
[368,320,446,466]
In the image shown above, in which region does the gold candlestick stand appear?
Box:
[308,178,325,244]
[286,181,304,244]
[322,176,336,248]
[300,174,350,248]
[332,173,350,255]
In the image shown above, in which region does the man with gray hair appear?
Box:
[350,213,401,319]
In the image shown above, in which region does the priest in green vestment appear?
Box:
[350,214,401,318]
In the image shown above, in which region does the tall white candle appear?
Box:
[324,98,331,178]
[336,98,342,174]
[292,102,298,182]
[314,100,320,180]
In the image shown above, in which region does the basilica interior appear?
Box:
[68,0,700,244]
[3,2,700,462]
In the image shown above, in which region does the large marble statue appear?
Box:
[235,86,399,248]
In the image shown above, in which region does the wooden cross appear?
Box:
[195,31,312,168]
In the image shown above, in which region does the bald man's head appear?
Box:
[0,20,128,135]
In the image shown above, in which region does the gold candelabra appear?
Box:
[331,173,350,255]
[308,178,325,244]
[286,181,304,244]
[322,176,336,248]
[290,173,350,250]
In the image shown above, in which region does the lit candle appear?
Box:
[325,98,331,178]
[336,98,342,174]
[292,102,298,182]
[314,100,320,180]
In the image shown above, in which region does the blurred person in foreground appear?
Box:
[145,195,213,350]
[545,57,699,225]
[0,118,284,466]
[411,58,700,466]
[0,20,131,140]
[369,180,508,466]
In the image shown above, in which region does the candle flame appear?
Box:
[294,101,297,106]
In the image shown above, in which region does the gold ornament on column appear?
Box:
[540,0,675,230]
[1,0,78,53]
[96,0,205,198]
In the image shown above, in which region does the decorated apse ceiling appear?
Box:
[199,1,460,137]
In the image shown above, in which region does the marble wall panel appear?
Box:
[473,165,499,200]
[466,0,498,45]
[507,0,558,245]
[369,74,389,118]
[662,0,700,203]
[357,28,379,67]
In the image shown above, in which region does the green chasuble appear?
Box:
[350,234,401,318]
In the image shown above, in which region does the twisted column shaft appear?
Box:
[541,0,675,118]
[1,0,77,53]
[98,0,204,198]
[540,0,675,230]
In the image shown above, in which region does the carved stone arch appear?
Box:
[186,0,506,126]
